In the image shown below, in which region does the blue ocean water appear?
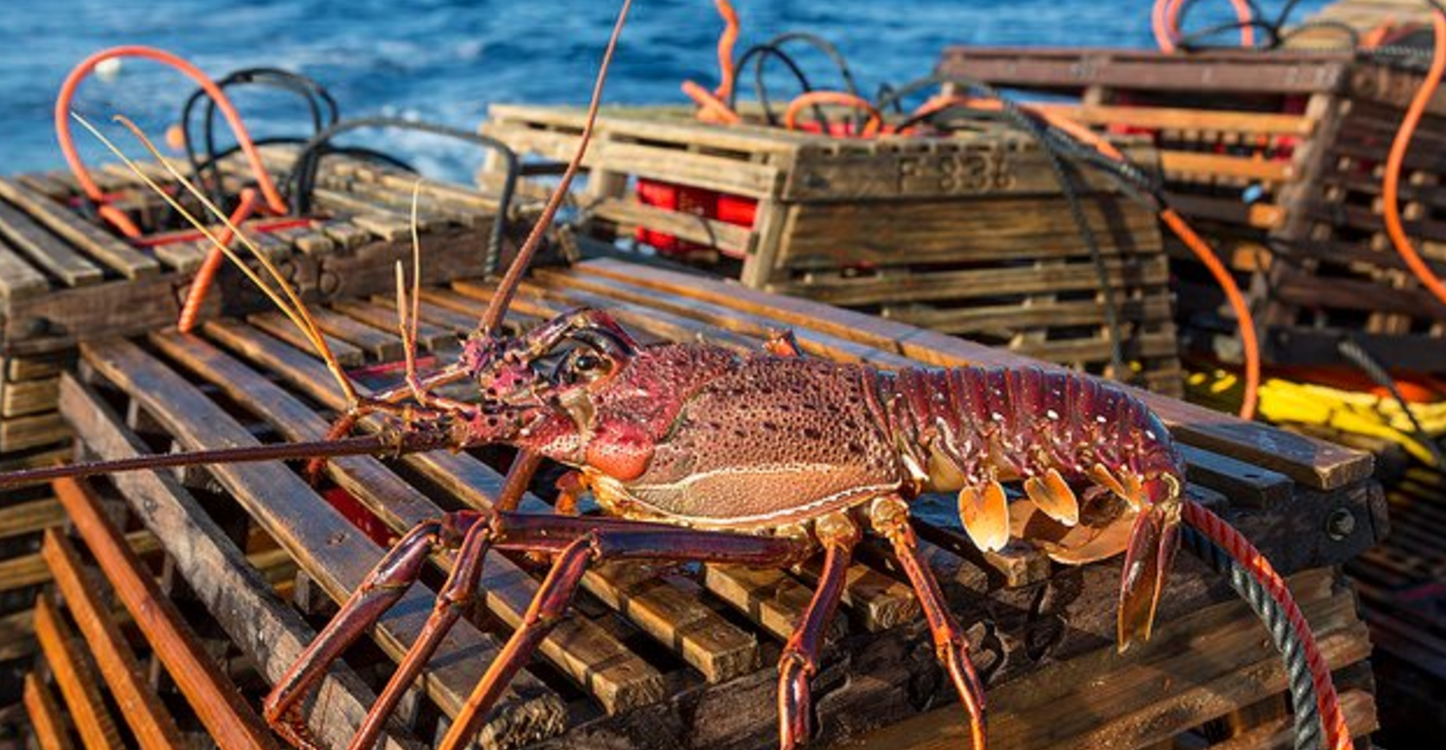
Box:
[0,0,1331,181]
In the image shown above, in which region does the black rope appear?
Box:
[1182,524,1323,750]
[288,117,521,277]
[1337,335,1446,467]
[179,67,338,206]
[730,43,828,128]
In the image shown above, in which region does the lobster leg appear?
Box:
[871,496,988,750]
[262,511,485,750]
[778,513,859,750]
[434,517,813,750]
[347,520,494,750]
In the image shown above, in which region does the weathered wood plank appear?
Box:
[0,237,49,301]
[58,373,423,750]
[78,338,567,747]
[330,298,454,351]
[0,177,159,279]
[41,529,190,750]
[52,480,280,750]
[0,199,103,287]
[24,672,77,750]
[33,595,126,750]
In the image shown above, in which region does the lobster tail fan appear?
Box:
[1116,504,1182,652]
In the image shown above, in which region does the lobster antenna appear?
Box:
[395,179,425,382]
[479,0,633,335]
[96,114,362,408]
[0,433,445,491]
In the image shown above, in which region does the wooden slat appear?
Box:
[41,528,189,750]
[308,306,405,360]
[370,294,481,336]
[770,259,1169,307]
[2,375,60,418]
[1035,103,1316,136]
[593,197,753,256]
[330,299,454,351]
[0,199,103,287]
[0,530,159,594]
[52,480,279,750]
[0,237,49,300]
[0,177,159,279]
[32,595,126,750]
[851,570,1369,749]
[1161,151,1294,182]
[77,339,567,745]
[150,329,666,714]
[24,673,76,750]
[246,311,364,366]
[57,374,423,750]
[570,258,1373,490]
[0,412,69,453]
[0,496,65,539]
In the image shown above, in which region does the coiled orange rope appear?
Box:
[57,46,289,333]
[1152,0,1257,51]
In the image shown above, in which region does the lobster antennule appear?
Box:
[1116,478,1183,652]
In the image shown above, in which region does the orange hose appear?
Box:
[1161,209,1260,420]
[176,187,259,333]
[1381,10,1446,313]
[1153,0,1255,52]
[1182,501,1352,750]
[55,46,288,238]
[713,0,740,102]
[783,91,882,136]
[682,80,742,124]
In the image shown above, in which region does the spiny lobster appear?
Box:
[0,3,1207,750]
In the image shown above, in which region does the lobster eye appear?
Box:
[559,347,612,385]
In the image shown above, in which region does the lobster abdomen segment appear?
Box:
[883,366,1185,552]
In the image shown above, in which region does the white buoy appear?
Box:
[96,58,122,82]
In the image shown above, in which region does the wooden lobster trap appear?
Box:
[0,150,533,462]
[24,257,1384,749]
[935,45,1446,373]
[480,104,1183,396]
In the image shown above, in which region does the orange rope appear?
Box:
[782,91,882,136]
[1182,501,1352,750]
[1161,209,1260,420]
[55,46,288,238]
[684,0,743,124]
[1153,0,1256,52]
[177,187,259,333]
[1381,9,1446,312]
[713,0,739,102]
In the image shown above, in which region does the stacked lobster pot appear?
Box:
[939,42,1446,745]
[18,257,1385,749]
[480,104,1183,396]
[0,149,536,711]
[935,45,1446,375]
